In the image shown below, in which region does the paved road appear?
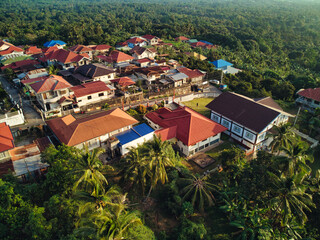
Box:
[0,75,44,130]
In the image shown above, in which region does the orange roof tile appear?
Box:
[46,108,138,146]
[25,46,42,55]
[0,123,14,152]
[42,49,87,64]
[89,44,112,51]
[29,75,72,93]
[108,50,134,63]
[0,45,24,56]
[69,45,93,53]
[110,77,135,87]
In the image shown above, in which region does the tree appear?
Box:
[47,65,59,75]
[72,147,108,196]
[180,174,217,213]
[269,124,295,155]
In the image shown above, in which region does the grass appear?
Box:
[205,140,233,159]
[1,55,33,65]
[182,98,214,118]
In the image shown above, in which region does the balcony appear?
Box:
[44,95,60,103]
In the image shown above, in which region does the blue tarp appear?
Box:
[116,123,154,146]
[210,59,233,68]
[43,40,66,47]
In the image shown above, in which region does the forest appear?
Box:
[1,0,320,239]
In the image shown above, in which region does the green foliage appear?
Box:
[175,218,207,240]
[136,104,147,114]
[103,103,110,110]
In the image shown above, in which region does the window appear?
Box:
[87,96,92,100]
[205,143,209,148]
[210,139,219,145]
[258,132,266,141]
[98,93,104,97]
[199,145,205,150]
[78,100,82,102]
[212,114,220,123]
[244,130,255,141]
[232,124,242,135]
[221,119,230,129]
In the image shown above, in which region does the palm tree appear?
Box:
[144,135,176,198]
[72,147,108,195]
[269,123,295,155]
[180,174,218,213]
[268,172,315,225]
[122,146,148,195]
[47,64,59,75]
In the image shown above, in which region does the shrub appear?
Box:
[136,104,147,114]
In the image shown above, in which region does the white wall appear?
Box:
[76,90,114,107]
[120,132,154,155]
[0,110,25,127]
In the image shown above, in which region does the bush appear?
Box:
[136,104,147,114]
[126,108,138,116]
[103,103,110,110]
[152,104,159,111]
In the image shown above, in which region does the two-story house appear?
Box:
[141,35,161,45]
[70,81,115,109]
[134,66,165,85]
[296,88,320,112]
[206,92,292,155]
[0,40,25,61]
[130,46,157,60]
[98,50,134,67]
[145,105,227,156]
[167,72,189,87]
[46,108,138,150]
[126,37,147,48]
[29,75,72,118]
[177,67,205,85]
[69,45,94,60]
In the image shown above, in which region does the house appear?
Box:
[98,50,134,67]
[110,77,135,90]
[185,52,207,61]
[70,63,116,84]
[0,123,14,176]
[25,46,43,55]
[296,88,320,111]
[126,37,147,48]
[133,58,153,68]
[141,35,161,45]
[43,40,66,49]
[29,75,72,117]
[19,68,48,81]
[187,39,198,44]
[1,59,40,72]
[206,92,292,155]
[46,108,139,150]
[89,44,112,54]
[210,59,240,75]
[130,46,157,60]
[175,36,190,43]
[134,66,165,84]
[0,40,25,61]
[69,45,94,59]
[69,81,115,109]
[177,67,205,85]
[167,72,189,87]
[40,49,90,70]
[145,105,227,156]
[115,123,155,155]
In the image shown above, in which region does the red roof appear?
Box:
[191,42,207,47]
[127,37,145,44]
[21,76,48,85]
[0,123,14,152]
[1,59,39,71]
[106,50,134,63]
[29,75,72,93]
[297,88,320,102]
[110,77,135,87]
[0,45,24,56]
[178,67,204,79]
[25,46,42,55]
[69,45,93,53]
[90,44,112,51]
[145,106,227,146]
[135,58,152,63]
[70,81,111,98]
[175,36,190,41]
[42,46,59,53]
[142,34,157,40]
[42,49,86,64]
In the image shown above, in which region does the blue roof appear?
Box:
[210,59,233,68]
[43,40,66,47]
[199,40,213,45]
[116,123,154,146]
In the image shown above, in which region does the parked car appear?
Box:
[209,79,220,85]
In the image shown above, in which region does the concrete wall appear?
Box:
[0,109,25,127]
[120,131,154,155]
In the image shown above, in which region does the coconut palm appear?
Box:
[180,174,218,213]
[144,135,176,198]
[72,147,108,195]
[47,64,59,75]
[269,124,295,155]
[268,172,315,225]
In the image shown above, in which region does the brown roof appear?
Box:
[127,37,145,44]
[110,77,135,87]
[29,75,72,93]
[35,136,52,152]
[25,46,43,55]
[107,50,134,63]
[89,44,112,51]
[146,106,227,146]
[297,88,320,102]
[69,45,93,53]
[178,67,205,79]
[73,64,115,80]
[255,97,283,112]
[46,108,138,146]
[175,36,190,41]
[130,46,156,56]
[206,92,281,133]
[0,123,14,152]
[70,81,111,98]
[42,49,86,64]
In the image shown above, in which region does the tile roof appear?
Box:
[206,92,281,133]
[46,108,139,146]
[42,49,86,64]
[35,136,52,152]
[145,106,226,146]
[70,81,111,98]
[110,77,135,87]
[107,50,134,63]
[297,88,320,102]
[135,58,152,63]
[175,36,190,41]
[74,64,115,79]
[69,45,93,53]
[21,76,48,85]
[178,67,205,79]
[1,59,39,71]
[0,123,14,152]
[42,46,59,53]
[0,45,24,56]
[25,46,42,55]
[141,34,157,40]
[43,40,66,47]
[29,75,72,93]
[89,44,112,51]
[127,37,145,44]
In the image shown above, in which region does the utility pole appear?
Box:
[293,106,301,127]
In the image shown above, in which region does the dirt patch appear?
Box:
[189,152,215,168]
